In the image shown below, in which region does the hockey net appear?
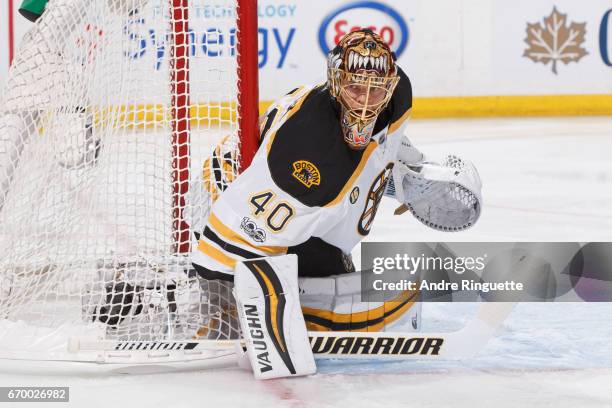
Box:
[0,0,258,365]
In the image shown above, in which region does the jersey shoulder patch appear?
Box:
[266,86,366,208]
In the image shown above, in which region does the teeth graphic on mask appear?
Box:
[326,30,399,149]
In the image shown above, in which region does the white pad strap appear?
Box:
[234,255,316,379]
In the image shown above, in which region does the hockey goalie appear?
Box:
[190,30,483,379]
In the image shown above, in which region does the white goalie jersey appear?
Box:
[192,67,482,280]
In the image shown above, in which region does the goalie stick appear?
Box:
[70,301,515,363]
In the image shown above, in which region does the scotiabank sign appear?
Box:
[318,1,409,56]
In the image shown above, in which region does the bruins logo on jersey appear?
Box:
[292,160,321,188]
[358,163,394,236]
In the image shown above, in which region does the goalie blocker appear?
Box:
[234,255,316,379]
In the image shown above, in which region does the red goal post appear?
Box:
[172,0,259,254]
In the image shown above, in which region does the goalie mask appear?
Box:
[327,30,400,150]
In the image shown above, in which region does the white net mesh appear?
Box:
[0,0,244,360]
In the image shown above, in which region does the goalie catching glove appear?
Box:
[390,138,482,231]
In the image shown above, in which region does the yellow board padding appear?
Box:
[91,102,238,129]
[88,94,612,130]
[410,94,612,118]
[262,94,612,119]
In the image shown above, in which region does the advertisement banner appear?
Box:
[257,0,417,100]
[1,1,612,107]
[492,0,612,95]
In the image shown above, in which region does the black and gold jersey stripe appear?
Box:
[207,212,288,255]
[192,263,234,282]
[195,213,288,272]
[197,239,238,269]
[259,107,278,142]
[301,288,419,332]
[203,227,261,260]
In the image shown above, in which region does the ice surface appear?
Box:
[1,117,611,407]
[365,116,612,243]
